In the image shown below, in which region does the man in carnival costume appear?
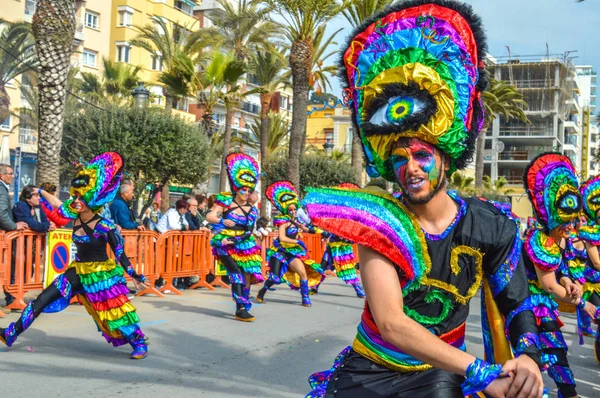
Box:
[303,1,545,397]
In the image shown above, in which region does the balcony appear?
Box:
[564,120,580,133]
[74,17,85,42]
[18,128,38,149]
[174,0,195,16]
[498,151,530,162]
[24,0,36,22]
[241,101,260,115]
[511,79,557,89]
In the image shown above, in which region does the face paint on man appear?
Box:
[391,138,446,205]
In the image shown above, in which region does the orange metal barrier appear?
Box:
[156,230,215,295]
[3,230,46,311]
[110,230,164,298]
[0,232,5,317]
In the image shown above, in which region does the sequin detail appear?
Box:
[461,358,502,396]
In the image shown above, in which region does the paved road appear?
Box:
[0,278,599,397]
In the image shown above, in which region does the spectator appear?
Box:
[40,182,57,196]
[13,185,55,232]
[143,202,162,231]
[155,199,189,233]
[247,190,259,207]
[207,194,216,210]
[0,164,27,312]
[195,194,208,224]
[184,198,201,231]
[109,181,145,231]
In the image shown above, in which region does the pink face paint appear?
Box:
[392,139,440,193]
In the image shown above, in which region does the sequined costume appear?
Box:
[522,153,582,397]
[0,152,148,359]
[576,175,600,361]
[209,153,264,321]
[302,1,545,396]
[257,181,325,307]
[320,234,365,298]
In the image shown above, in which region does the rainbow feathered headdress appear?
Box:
[41,152,124,226]
[580,175,600,222]
[523,153,581,231]
[225,152,259,193]
[266,180,299,215]
[341,0,488,181]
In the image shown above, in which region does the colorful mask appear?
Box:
[266,180,299,215]
[580,175,600,222]
[225,152,259,193]
[524,153,581,231]
[341,0,487,181]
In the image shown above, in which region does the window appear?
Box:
[151,54,163,71]
[0,115,11,131]
[152,17,166,36]
[82,49,97,67]
[118,9,133,27]
[24,0,36,17]
[116,44,130,63]
[174,1,194,16]
[85,11,99,29]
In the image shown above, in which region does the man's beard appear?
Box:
[402,170,447,205]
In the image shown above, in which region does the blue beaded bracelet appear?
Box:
[461,358,503,395]
[577,299,586,310]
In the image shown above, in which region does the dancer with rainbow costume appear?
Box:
[575,174,600,362]
[207,153,264,322]
[319,183,365,298]
[0,152,149,359]
[303,1,546,396]
[256,181,324,307]
[522,153,596,398]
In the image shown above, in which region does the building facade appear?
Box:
[575,65,598,178]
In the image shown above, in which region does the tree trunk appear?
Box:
[287,39,313,188]
[0,85,10,123]
[160,182,170,213]
[474,127,489,190]
[164,92,173,112]
[219,105,235,191]
[33,0,76,187]
[351,128,363,186]
[259,92,273,217]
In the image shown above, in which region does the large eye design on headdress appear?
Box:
[549,176,581,227]
[239,172,256,185]
[556,191,580,215]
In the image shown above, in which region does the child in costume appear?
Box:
[256,181,325,307]
[319,183,365,298]
[0,152,149,359]
[302,1,546,396]
[576,175,600,362]
[206,153,264,322]
[521,153,596,398]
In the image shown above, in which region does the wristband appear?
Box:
[461,358,502,395]
[577,299,586,310]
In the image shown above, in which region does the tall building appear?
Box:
[575,65,598,178]
[485,57,581,192]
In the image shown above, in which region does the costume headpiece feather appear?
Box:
[225,152,259,193]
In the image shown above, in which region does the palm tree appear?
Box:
[191,0,278,62]
[77,58,142,105]
[340,0,396,185]
[341,0,397,26]
[32,0,76,186]
[448,172,475,196]
[475,78,528,189]
[234,112,290,158]
[249,49,287,215]
[0,20,36,123]
[131,18,201,112]
[264,0,345,188]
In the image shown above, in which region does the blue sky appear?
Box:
[325,0,599,98]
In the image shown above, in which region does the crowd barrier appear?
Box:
[0,229,358,314]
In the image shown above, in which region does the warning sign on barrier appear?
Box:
[44,229,77,287]
[215,259,227,276]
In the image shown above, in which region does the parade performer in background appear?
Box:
[0,152,149,359]
[521,153,596,398]
[206,153,264,322]
[319,183,365,298]
[576,174,600,362]
[302,1,546,396]
[256,181,324,307]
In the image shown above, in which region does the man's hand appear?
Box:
[16,221,28,230]
[502,355,543,398]
[484,376,511,398]
[564,280,581,298]
[223,219,235,227]
[48,221,56,231]
[136,225,146,231]
[583,301,597,319]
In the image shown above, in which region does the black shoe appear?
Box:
[235,309,255,322]
[256,288,267,303]
[595,339,600,365]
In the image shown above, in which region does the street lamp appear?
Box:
[323,138,334,157]
[131,81,150,108]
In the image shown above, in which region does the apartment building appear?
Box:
[575,65,598,178]
[484,58,581,192]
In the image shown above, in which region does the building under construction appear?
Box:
[484,56,581,188]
